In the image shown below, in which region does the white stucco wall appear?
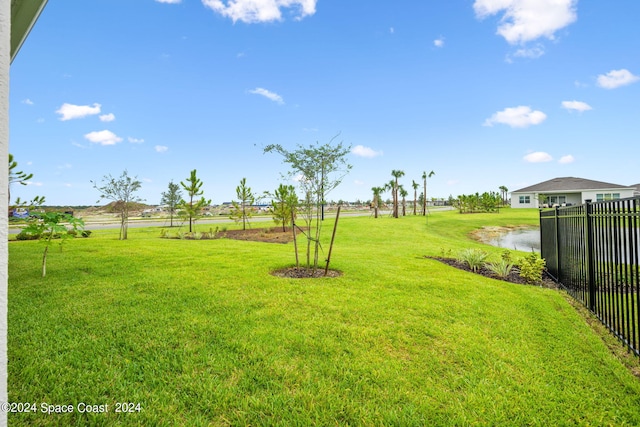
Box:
[1,1,9,425]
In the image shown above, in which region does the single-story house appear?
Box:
[510,177,637,209]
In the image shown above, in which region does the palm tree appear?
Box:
[371,186,384,218]
[399,186,408,216]
[391,170,405,218]
[411,180,419,215]
[422,170,435,215]
[499,185,509,206]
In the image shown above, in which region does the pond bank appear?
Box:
[471,225,540,252]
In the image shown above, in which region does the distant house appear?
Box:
[510,177,637,209]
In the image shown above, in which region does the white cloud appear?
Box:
[156,0,181,3]
[99,113,115,122]
[155,145,169,153]
[84,130,123,146]
[22,98,34,105]
[128,137,145,144]
[473,0,577,45]
[434,37,444,48]
[26,181,43,187]
[351,145,383,158]
[56,103,101,121]
[248,87,284,104]
[354,180,364,186]
[596,69,640,89]
[512,45,545,59]
[202,0,317,23]
[483,106,547,128]
[389,27,395,34]
[524,151,553,163]
[561,100,592,112]
[558,154,575,164]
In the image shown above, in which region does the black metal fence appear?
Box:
[540,197,640,357]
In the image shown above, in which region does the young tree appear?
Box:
[422,170,435,215]
[391,170,405,218]
[264,136,351,272]
[268,184,298,232]
[179,169,210,233]
[230,177,256,230]
[161,180,183,227]
[22,212,85,277]
[92,170,143,240]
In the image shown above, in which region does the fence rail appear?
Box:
[540,197,640,357]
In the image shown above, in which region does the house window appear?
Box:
[548,196,566,205]
[519,196,530,204]
[596,193,621,201]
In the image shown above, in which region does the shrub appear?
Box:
[518,252,546,285]
[486,258,514,279]
[81,230,92,238]
[16,230,40,241]
[457,248,488,272]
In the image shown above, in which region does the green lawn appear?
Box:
[8,209,640,426]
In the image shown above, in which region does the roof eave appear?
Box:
[10,0,48,63]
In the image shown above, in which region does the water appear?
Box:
[486,228,540,253]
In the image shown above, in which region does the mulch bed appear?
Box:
[217,227,294,244]
[270,267,343,279]
[428,256,559,289]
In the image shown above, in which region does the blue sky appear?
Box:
[9,0,640,206]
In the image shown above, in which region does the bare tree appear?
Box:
[92,170,143,240]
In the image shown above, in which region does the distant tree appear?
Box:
[92,170,143,240]
[179,169,210,233]
[160,180,183,227]
[412,180,419,215]
[399,186,408,216]
[499,185,509,206]
[391,170,405,218]
[422,170,435,215]
[264,136,351,271]
[371,186,384,218]
[268,184,298,232]
[230,177,256,230]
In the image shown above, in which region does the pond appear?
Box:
[483,227,541,253]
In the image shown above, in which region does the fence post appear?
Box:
[585,199,596,311]
[555,205,562,284]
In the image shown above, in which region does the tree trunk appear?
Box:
[291,210,299,268]
[325,206,341,276]
[41,244,48,278]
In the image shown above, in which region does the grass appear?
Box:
[8,208,640,426]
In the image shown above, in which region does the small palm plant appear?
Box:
[457,248,488,272]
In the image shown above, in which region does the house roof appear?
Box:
[513,177,633,193]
